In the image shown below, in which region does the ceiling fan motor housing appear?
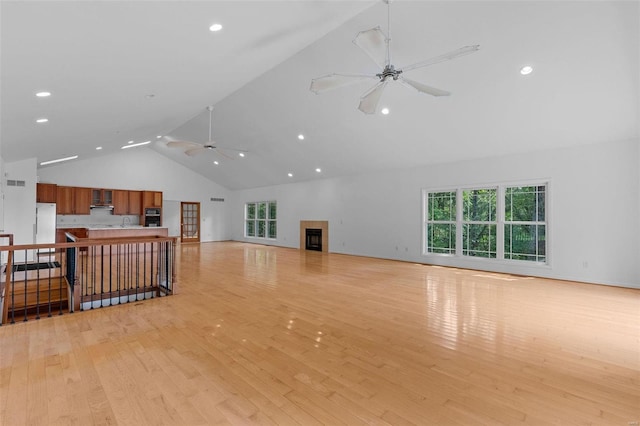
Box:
[377,64,402,81]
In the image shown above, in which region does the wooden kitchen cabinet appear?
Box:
[128,191,142,215]
[92,188,113,206]
[113,190,128,215]
[36,183,57,203]
[57,186,91,215]
[143,191,162,208]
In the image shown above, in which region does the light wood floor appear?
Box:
[1,241,639,425]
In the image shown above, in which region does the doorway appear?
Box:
[180,202,200,243]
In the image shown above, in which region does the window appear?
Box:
[423,183,547,264]
[504,185,546,262]
[245,201,277,239]
[425,191,456,254]
[463,188,497,258]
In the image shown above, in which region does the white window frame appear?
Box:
[245,201,277,240]
[422,180,549,266]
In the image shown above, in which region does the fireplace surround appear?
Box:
[299,220,328,253]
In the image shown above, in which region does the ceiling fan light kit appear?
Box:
[310,0,479,114]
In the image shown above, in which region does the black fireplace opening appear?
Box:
[305,228,322,251]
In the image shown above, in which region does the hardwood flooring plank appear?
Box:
[0,241,638,425]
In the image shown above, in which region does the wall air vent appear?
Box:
[211,197,225,202]
[16,180,26,187]
[6,180,16,186]
[6,180,26,187]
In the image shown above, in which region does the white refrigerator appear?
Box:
[36,203,57,253]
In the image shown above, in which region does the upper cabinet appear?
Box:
[143,191,162,208]
[113,190,142,215]
[57,186,91,215]
[128,191,143,215]
[92,188,113,206]
[36,183,57,203]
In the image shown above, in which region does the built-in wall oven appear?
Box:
[144,207,161,227]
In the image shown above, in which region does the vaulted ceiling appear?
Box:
[2,1,638,190]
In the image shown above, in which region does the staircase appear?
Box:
[2,261,69,322]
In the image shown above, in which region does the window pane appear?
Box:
[257,202,267,219]
[504,224,546,262]
[505,186,543,222]
[246,203,256,219]
[268,202,277,220]
[257,220,266,237]
[427,223,456,254]
[463,189,496,221]
[268,220,277,239]
[537,186,546,222]
[463,224,496,258]
[246,220,255,237]
[428,191,456,221]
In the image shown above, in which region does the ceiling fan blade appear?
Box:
[353,27,388,69]
[214,148,237,160]
[167,140,201,149]
[358,80,388,115]
[310,73,377,94]
[185,147,208,157]
[400,77,450,97]
[402,45,480,73]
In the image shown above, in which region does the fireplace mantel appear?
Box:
[300,221,328,253]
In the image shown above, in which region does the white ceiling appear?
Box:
[2,1,638,190]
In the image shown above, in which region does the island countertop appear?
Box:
[85,226,168,239]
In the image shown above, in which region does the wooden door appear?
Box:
[180,202,200,243]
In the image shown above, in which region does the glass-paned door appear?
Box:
[181,202,200,243]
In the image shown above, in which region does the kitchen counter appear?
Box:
[86,227,168,239]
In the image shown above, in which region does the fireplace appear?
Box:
[305,228,322,251]
[300,220,328,253]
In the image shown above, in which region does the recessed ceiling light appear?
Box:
[121,141,151,149]
[520,65,533,75]
[209,23,223,32]
[381,107,390,115]
[36,91,51,97]
[156,135,162,139]
[298,134,305,140]
[40,155,78,166]
[96,146,102,150]
[145,94,155,99]
[36,118,49,123]
[287,173,293,177]
[213,161,219,165]
[128,140,134,144]
[315,168,321,173]
[239,152,245,157]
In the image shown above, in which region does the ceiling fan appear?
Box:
[166,106,247,159]
[310,0,479,114]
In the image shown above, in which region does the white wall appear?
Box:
[231,139,640,288]
[38,148,232,242]
[4,158,38,262]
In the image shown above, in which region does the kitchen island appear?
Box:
[84,226,168,239]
